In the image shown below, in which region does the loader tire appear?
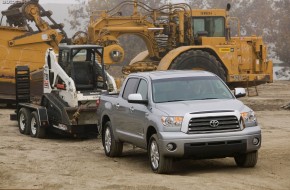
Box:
[169,50,226,81]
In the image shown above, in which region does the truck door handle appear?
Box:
[115,103,120,109]
[129,107,134,112]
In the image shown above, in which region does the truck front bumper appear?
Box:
[158,126,261,158]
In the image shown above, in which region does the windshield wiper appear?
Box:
[165,99,186,102]
[199,98,218,100]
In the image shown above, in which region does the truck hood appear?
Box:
[154,99,247,115]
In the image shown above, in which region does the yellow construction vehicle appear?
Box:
[79,1,272,88]
[0,0,69,103]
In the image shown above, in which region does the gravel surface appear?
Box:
[0,81,290,190]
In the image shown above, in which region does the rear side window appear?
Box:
[122,78,139,100]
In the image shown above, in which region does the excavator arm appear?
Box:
[1,0,69,50]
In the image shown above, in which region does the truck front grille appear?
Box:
[188,115,240,133]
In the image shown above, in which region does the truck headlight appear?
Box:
[161,116,183,127]
[241,110,257,127]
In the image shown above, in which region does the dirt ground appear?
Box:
[0,81,290,190]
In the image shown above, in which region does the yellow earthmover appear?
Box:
[77,1,272,89]
[0,0,69,103]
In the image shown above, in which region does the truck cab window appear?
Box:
[122,78,139,100]
[137,79,148,100]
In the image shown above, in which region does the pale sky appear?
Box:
[38,0,84,4]
[0,0,186,9]
[1,0,81,4]
[0,0,82,10]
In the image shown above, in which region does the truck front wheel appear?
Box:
[18,108,31,135]
[29,111,46,138]
[102,121,123,157]
[234,151,258,167]
[148,134,172,174]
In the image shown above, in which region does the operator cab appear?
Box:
[190,9,227,45]
[192,17,225,37]
[58,45,107,92]
[190,9,227,38]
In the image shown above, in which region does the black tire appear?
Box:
[148,134,172,174]
[18,108,31,135]
[170,50,226,81]
[102,121,123,157]
[29,111,46,138]
[234,151,258,168]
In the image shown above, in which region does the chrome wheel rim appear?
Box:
[104,128,111,153]
[19,113,26,131]
[30,116,37,135]
[150,140,159,170]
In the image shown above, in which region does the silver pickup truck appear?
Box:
[97,70,261,174]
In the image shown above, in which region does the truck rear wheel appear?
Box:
[234,151,258,168]
[30,111,46,138]
[170,50,226,81]
[148,134,172,174]
[102,121,123,157]
[18,108,31,135]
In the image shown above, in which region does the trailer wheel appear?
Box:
[148,134,172,174]
[170,50,226,81]
[102,121,123,157]
[18,108,31,135]
[29,111,46,138]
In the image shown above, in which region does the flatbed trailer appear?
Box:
[10,45,107,138]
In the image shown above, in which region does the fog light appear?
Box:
[252,137,260,145]
[166,143,176,151]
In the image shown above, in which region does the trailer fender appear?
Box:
[18,103,49,127]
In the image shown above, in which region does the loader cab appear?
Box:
[58,45,107,91]
[191,10,227,38]
[192,16,225,37]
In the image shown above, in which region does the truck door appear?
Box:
[124,78,149,147]
[113,78,139,140]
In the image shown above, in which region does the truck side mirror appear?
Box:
[234,88,246,98]
[128,93,148,105]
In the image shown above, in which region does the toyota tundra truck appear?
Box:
[97,70,261,174]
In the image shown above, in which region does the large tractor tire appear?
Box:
[169,50,226,81]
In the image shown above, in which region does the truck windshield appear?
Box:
[152,76,233,103]
[192,17,225,37]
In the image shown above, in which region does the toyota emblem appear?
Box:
[210,120,219,128]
